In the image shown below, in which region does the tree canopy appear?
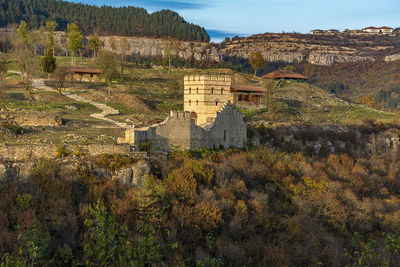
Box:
[0,0,210,42]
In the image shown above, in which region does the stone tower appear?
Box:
[184,75,231,125]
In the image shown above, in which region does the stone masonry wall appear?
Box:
[126,102,247,151]
[0,144,131,162]
[0,113,63,127]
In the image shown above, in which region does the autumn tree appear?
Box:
[67,23,83,66]
[88,34,102,58]
[96,50,119,88]
[361,95,379,109]
[249,52,265,77]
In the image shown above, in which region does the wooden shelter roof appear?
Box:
[68,67,102,74]
[262,69,307,80]
[230,84,266,93]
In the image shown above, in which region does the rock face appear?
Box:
[0,158,152,187]
[111,160,152,186]
[308,53,374,66]
[261,124,400,155]
[101,36,222,63]
[101,33,400,66]
[384,54,400,62]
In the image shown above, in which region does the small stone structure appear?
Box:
[119,75,248,151]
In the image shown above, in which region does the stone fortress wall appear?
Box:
[125,102,246,151]
[120,75,248,151]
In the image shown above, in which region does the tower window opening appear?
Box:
[221,88,224,94]
[196,100,198,106]
[216,100,219,106]
[189,87,191,94]
[211,87,214,94]
[196,88,199,94]
[189,100,191,106]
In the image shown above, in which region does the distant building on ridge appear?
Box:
[362,26,393,35]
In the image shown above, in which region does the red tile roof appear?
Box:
[67,67,102,74]
[364,26,379,30]
[262,69,307,80]
[380,26,393,30]
[230,84,266,93]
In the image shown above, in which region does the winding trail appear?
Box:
[29,77,131,128]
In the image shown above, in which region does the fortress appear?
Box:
[119,75,254,151]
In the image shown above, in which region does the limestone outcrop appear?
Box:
[100,32,400,66]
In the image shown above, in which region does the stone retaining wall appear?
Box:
[0,144,131,162]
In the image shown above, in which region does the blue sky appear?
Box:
[69,0,400,42]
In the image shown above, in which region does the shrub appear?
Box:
[96,154,132,172]
[55,145,69,158]
[16,193,33,211]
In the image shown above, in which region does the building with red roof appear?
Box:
[362,26,393,35]
[262,69,307,80]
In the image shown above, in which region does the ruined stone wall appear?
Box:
[1,113,63,127]
[200,103,247,149]
[124,102,247,151]
[0,144,131,162]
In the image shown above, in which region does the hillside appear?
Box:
[222,32,400,64]
[293,60,400,111]
[0,0,209,42]
[1,53,400,265]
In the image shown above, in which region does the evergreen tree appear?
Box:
[41,48,56,78]
[0,0,210,42]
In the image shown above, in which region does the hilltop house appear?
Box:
[363,26,393,35]
[326,29,340,34]
[310,29,325,35]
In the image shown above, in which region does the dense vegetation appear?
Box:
[294,60,400,110]
[0,0,210,42]
[1,122,400,266]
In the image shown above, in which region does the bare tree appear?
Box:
[0,53,9,110]
[119,37,131,79]
[54,65,71,95]
[165,37,181,73]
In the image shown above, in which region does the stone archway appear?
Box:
[190,112,198,124]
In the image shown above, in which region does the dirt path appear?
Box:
[31,77,131,128]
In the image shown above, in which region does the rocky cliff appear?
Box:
[100,32,400,66]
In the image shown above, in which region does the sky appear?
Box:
[69,0,400,42]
